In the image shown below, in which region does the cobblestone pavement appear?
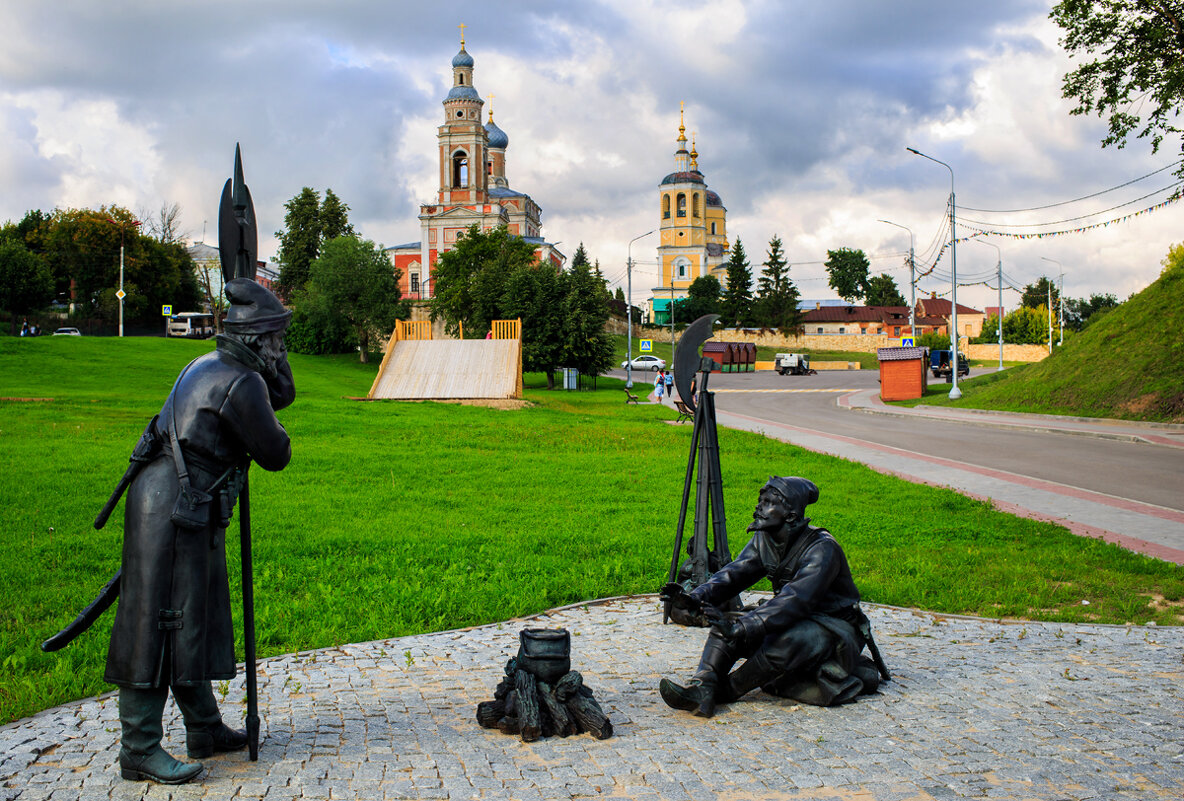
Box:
[4,595,1182,801]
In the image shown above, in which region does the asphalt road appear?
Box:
[622,367,1183,513]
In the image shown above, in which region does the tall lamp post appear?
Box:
[973,239,1004,371]
[625,229,655,389]
[106,217,142,338]
[877,219,916,337]
[1040,256,1062,351]
[907,147,961,399]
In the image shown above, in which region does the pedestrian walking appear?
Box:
[664,370,674,401]
[654,369,666,402]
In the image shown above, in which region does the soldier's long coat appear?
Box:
[104,348,293,689]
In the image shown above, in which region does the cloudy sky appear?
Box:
[2,0,1179,312]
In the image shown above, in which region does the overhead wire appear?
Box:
[956,160,1181,213]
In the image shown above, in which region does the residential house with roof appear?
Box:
[384,33,564,300]
[916,296,985,340]
[800,303,950,337]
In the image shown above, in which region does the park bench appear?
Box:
[624,386,639,404]
[674,400,694,423]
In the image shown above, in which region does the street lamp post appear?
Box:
[974,239,1004,371]
[626,230,655,388]
[877,219,915,337]
[907,147,960,399]
[1041,256,1062,352]
[106,218,142,338]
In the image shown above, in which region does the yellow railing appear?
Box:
[491,318,521,340]
[396,320,433,341]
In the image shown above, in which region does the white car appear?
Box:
[621,355,666,372]
[53,327,82,336]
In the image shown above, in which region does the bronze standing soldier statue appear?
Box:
[106,280,294,782]
[660,476,889,718]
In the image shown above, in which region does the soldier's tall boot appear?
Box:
[174,682,248,759]
[659,637,737,718]
[718,650,780,703]
[118,687,203,784]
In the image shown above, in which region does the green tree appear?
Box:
[825,247,871,302]
[570,242,590,270]
[614,286,625,303]
[1021,276,1061,310]
[864,272,906,306]
[1064,292,1120,331]
[754,236,802,333]
[720,237,753,327]
[559,258,615,378]
[275,188,356,301]
[305,235,407,363]
[501,263,566,387]
[319,189,355,242]
[0,240,53,335]
[1052,1,1184,176]
[430,224,538,337]
[677,275,722,324]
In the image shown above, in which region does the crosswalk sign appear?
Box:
[901,337,914,347]
[640,339,653,352]
[162,305,172,316]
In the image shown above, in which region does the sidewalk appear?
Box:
[4,595,1182,801]
[843,388,1184,449]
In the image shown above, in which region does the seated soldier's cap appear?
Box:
[223,278,292,334]
[764,476,819,511]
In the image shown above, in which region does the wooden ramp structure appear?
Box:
[367,319,523,400]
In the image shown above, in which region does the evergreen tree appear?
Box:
[614,286,625,303]
[275,187,323,300]
[319,189,355,241]
[560,258,615,378]
[754,236,802,333]
[570,242,590,269]
[720,237,753,327]
[678,275,722,324]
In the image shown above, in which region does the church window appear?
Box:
[675,257,690,280]
[487,161,492,175]
[456,110,463,118]
[458,75,465,85]
[711,222,717,235]
[663,195,671,219]
[693,193,701,217]
[410,273,420,294]
[677,193,686,217]
[452,151,469,187]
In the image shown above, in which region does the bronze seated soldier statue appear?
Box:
[660,476,889,718]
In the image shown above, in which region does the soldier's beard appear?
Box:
[254,333,286,373]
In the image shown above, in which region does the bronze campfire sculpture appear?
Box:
[42,146,294,784]
[660,476,890,718]
[477,628,613,741]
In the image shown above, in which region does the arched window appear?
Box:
[458,74,465,85]
[710,222,717,235]
[676,193,686,217]
[675,257,690,280]
[452,151,469,188]
[693,193,701,218]
[662,195,671,219]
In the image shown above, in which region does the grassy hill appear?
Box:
[908,254,1184,422]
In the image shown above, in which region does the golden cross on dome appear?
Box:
[459,23,466,47]
[487,95,495,121]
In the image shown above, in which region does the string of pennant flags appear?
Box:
[916,190,1182,277]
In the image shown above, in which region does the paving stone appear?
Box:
[4,597,1184,799]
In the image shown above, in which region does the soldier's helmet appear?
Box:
[223,278,292,334]
[763,476,819,517]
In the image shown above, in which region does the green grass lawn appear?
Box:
[2,335,1182,724]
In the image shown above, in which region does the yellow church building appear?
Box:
[648,107,729,325]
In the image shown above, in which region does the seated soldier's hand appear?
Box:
[703,605,746,644]
[659,581,699,612]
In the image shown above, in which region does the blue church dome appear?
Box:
[452,48,474,68]
[485,120,509,149]
[446,85,481,102]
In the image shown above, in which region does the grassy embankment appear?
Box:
[1,336,1181,723]
[892,258,1184,422]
